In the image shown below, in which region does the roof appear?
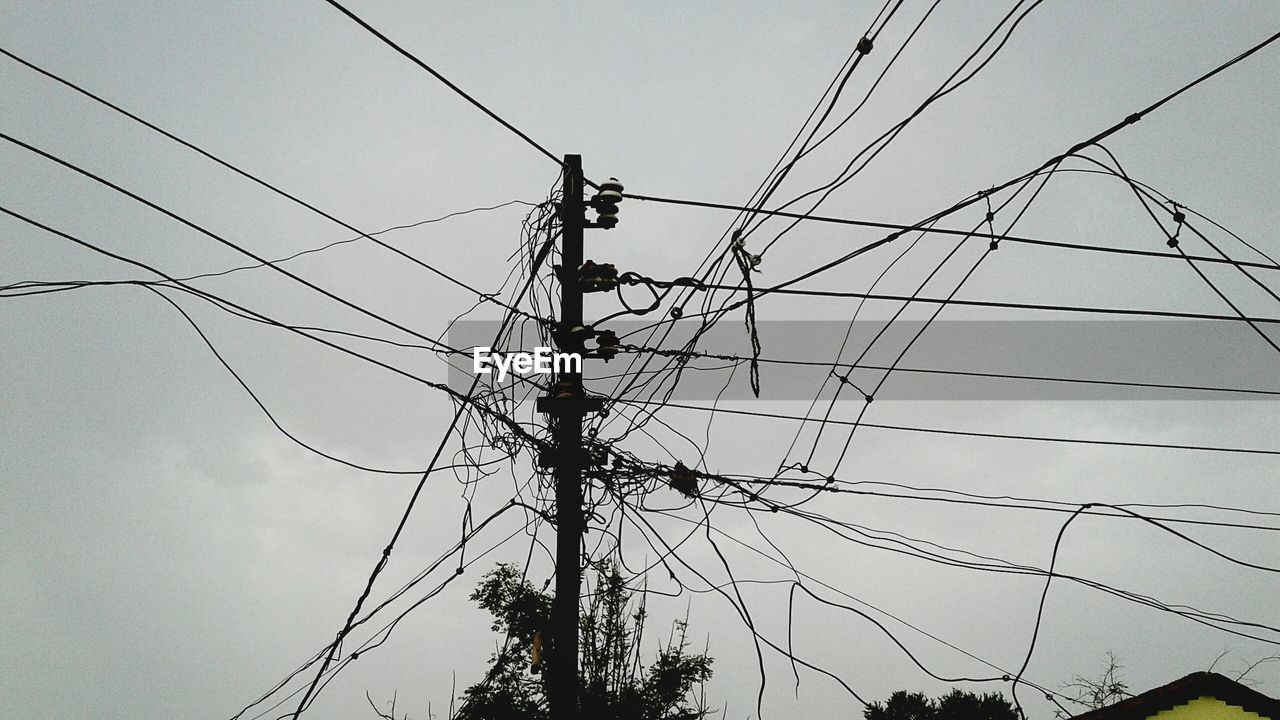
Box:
[1071,672,1280,719]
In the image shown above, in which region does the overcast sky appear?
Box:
[3,2,1279,719]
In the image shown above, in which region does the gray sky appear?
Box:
[3,2,1279,719]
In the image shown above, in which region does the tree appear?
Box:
[1207,648,1280,687]
[454,562,714,720]
[864,689,1019,720]
[1055,651,1130,717]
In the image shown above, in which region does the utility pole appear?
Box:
[539,155,621,720]
[548,154,586,719]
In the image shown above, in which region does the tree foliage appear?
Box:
[864,689,1019,720]
[455,563,713,720]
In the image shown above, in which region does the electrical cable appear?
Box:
[319,0,566,171]
[617,398,1280,456]
[0,47,544,321]
[617,192,1280,273]
[621,274,1280,324]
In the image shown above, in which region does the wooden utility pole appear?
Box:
[547,154,585,720]
[539,155,621,720]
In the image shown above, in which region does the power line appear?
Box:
[619,399,1280,456]
[743,0,905,221]
[614,27,1280,360]
[658,509,1087,710]
[0,47,543,321]
[749,0,1048,254]
[231,501,529,720]
[690,474,1280,533]
[618,192,1280,272]
[620,345,1280,398]
[0,205,544,446]
[1080,144,1280,355]
[4,209,563,712]
[595,1,1060,446]
[623,274,1280,324]
[286,190,563,720]
[826,169,1058,470]
[176,199,536,284]
[635,469,1280,644]
[8,12,1279,720]
[319,0,565,169]
[142,283,463,475]
[589,0,926,418]
[1,132,471,354]
[1009,499,1280,715]
[764,0,941,201]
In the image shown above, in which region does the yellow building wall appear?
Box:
[1149,696,1269,720]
